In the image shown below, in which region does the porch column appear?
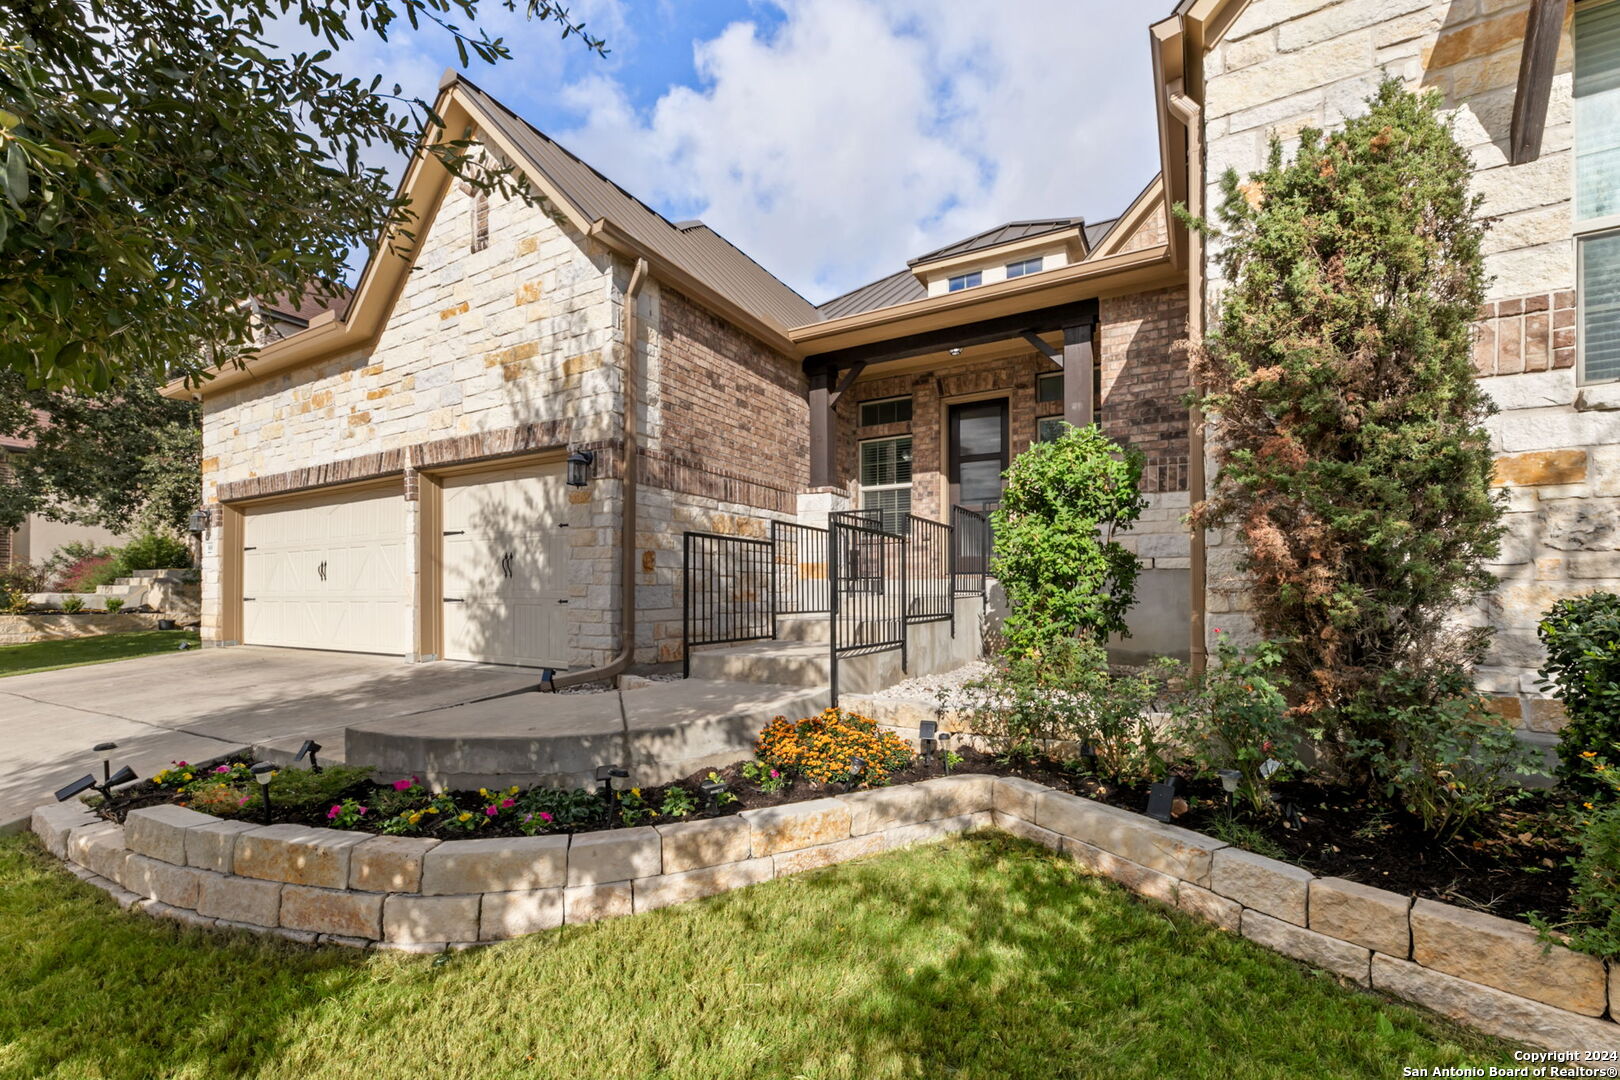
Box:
[1062,321,1096,427]
[808,366,837,489]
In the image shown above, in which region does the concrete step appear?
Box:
[126,568,199,582]
[775,613,831,643]
[687,640,831,688]
[95,583,146,599]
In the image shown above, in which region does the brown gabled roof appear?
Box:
[258,282,353,327]
[907,218,1086,267]
[457,78,821,333]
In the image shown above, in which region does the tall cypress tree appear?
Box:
[1192,80,1504,760]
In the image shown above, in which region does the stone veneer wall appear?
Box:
[197,138,810,668]
[33,773,1620,1051]
[1198,0,1620,713]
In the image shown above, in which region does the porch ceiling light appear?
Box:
[566,449,595,488]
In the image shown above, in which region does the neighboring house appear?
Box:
[166,72,1190,670]
[0,422,129,571]
[1151,0,1620,725]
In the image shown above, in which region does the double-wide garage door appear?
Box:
[242,487,408,655]
[239,462,568,667]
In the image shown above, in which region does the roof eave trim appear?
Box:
[906,226,1088,281]
[788,244,1175,347]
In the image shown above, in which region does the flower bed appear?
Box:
[30,773,1620,1053]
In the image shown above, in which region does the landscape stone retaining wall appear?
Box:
[32,775,1620,1052]
[0,613,171,645]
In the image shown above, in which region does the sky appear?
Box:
[307,0,1162,306]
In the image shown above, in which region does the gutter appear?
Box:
[546,255,649,692]
[1166,87,1208,677]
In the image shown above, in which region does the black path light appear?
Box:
[918,719,938,772]
[295,739,323,774]
[566,449,596,489]
[845,756,866,792]
[596,765,628,824]
[1146,775,1178,823]
[93,742,118,788]
[699,776,728,816]
[937,731,954,774]
[251,762,276,826]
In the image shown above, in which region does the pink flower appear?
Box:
[484,806,498,817]
[769,769,781,779]
[214,765,230,774]
[392,777,416,792]
[175,761,188,767]
[539,812,554,823]
[500,798,515,809]
[238,796,250,806]
[358,806,368,815]
[326,805,341,820]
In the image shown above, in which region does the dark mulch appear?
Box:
[97,747,1580,923]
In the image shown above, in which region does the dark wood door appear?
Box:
[948,399,1009,514]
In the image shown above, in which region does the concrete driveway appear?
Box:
[0,647,543,830]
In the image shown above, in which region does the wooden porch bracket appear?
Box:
[1511,0,1570,165]
[1020,330,1061,365]
[829,360,868,407]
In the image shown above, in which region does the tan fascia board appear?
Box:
[906,227,1087,282]
[1087,176,1168,261]
[789,245,1178,356]
[585,219,800,357]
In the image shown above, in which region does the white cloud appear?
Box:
[550,0,1161,302]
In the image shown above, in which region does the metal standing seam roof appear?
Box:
[457,78,822,334]
[906,218,1087,266]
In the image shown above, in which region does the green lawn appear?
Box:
[0,830,1516,1080]
[0,629,200,678]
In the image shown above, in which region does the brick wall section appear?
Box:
[1473,290,1577,377]
[656,288,809,496]
[0,452,11,567]
[1098,286,1190,489]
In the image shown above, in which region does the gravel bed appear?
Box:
[557,672,686,695]
[866,661,991,705]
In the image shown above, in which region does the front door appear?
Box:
[948,399,1009,514]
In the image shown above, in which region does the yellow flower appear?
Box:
[426,806,439,814]
[479,788,489,798]
[507,785,519,796]
[1585,802,1595,811]
[458,812,472,823]
[630,788,642,798]
[1583,751,1598,759]
[182,773,193,781]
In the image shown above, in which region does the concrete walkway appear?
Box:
[0,647,541,830]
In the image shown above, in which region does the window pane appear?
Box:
[859,397,912,426]
[861,487,911,533]
[958,459,1004,503]
[948,271,982,292]
[1036,372,1062,403]
[1037,417,1067,442]
[1578,2,1620,221]
[1583,231,1620,383]
[860,437,913,487]
[956,413,1003,457]
[1007,257,1042,278]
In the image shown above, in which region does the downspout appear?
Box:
[1167,88,1208,677]
[546,256,649,691]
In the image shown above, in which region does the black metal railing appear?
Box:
[828,512,908,704]
[770,520,829,618]
[682,531,775,678]
[905,514,953,631]
[952,505,993,597]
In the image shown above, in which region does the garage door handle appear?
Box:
[243,597,255,602]
[444,597,465,603]
[243,546,257,552]
[557,599,568,604]
[318,560,327,582]
[442,530,465,536]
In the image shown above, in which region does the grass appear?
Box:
[0,830,1518,1080]
[0,629,200,678]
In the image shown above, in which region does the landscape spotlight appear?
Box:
[93,742,118,786]
[55,775,98,803]
[699,777,728,815]
[1146,776,1178,824]
[596,765,628,824]
[918,719,938,769]
[294,739,323,774]
[251,762,276,826]
[845,756,866,791]
[105,766,136,790]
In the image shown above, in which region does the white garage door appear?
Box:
[441,461,569,668]
[241,487,407,654]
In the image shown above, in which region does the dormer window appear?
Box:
[1006,257,1042,279]
[947,271,982,292]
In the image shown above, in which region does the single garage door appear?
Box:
[241,486,407,654]
[441,461,569,668]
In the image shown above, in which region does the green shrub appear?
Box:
[954,637,1180,784]
[990,425,1145,657]
[103,597,124,614]
[1539,593,1620,801]
[59,595,83,613]
[1535,758,1620,960]
[1344,664,1540,841]
[118,531,192,572]
[248,764,373,818]
[1176,637,1296,815]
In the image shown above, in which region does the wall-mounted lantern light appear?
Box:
[566,449,595,488]
[187,509,210,535]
